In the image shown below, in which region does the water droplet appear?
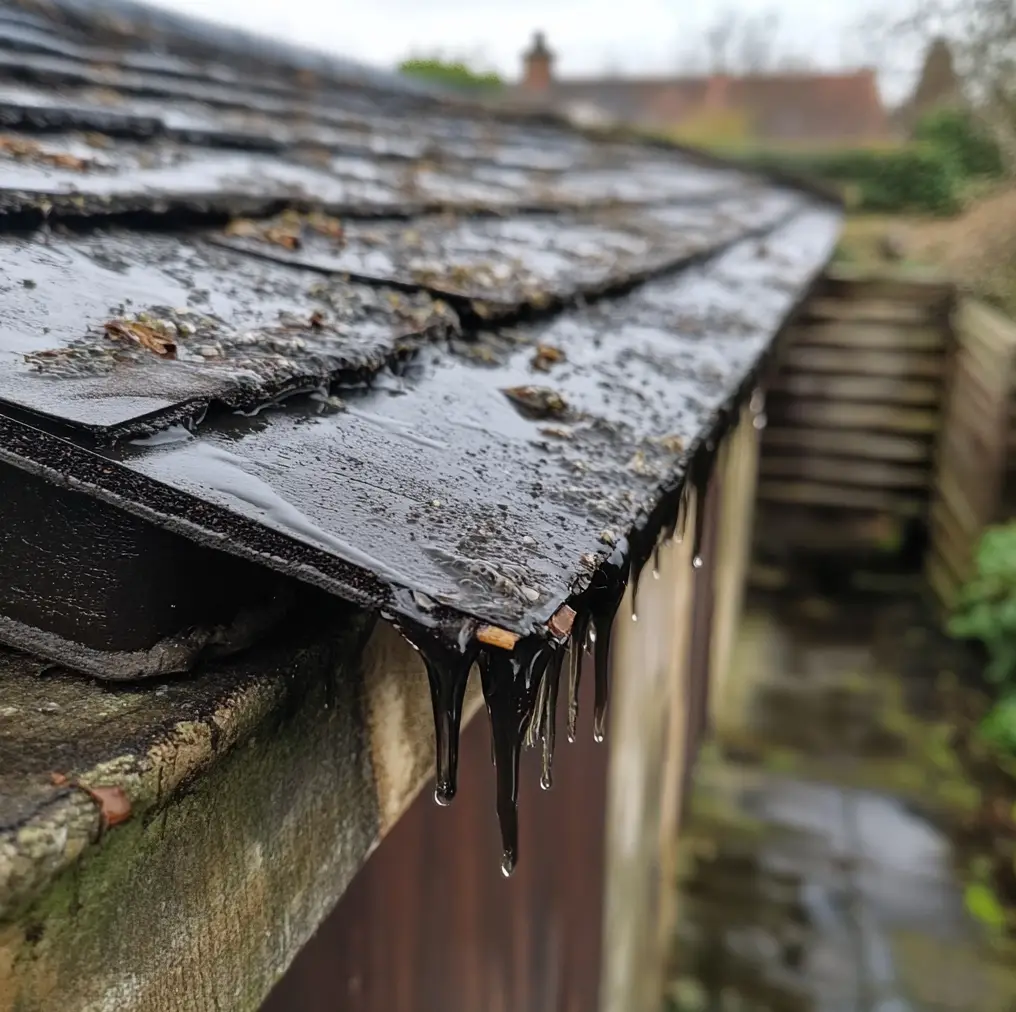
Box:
[566,612,589,743]
[396,617,477,807]
[480,639,551,876]
[631,612,638,622]
[589,539,627,744]
[689,450,713,570]
[540,647,564,789]
[652,567,660,580]
[752,412,767,431]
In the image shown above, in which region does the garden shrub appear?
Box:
[913,107,1004,180]
[950,523,1016,750]
[734,145,963,215]
[398,58,501,93]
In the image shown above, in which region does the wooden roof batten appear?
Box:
[0,0,843,995]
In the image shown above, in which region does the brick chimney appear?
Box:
[522,31,554,91]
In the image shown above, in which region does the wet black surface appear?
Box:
[0,227,457,433]
[100,210,837,634]
[214,190,800,316]
[0,0,843,866]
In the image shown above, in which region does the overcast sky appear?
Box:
[149,0,920,101]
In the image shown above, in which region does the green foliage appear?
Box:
[965,882,1008,930]
[398,58,501,92]
[950,524,1016,754]
[949,524,1016,685]
[733,145,963,215]
[914,107,1004,180]
[978,695,1016,753]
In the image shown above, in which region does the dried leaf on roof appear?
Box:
[104,319,177,358]
[81,784,132,828]
[531,344,566,372]
[502,385,568,419]
[0,135,93,171]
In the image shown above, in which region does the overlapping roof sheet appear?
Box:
[0,0,841,643]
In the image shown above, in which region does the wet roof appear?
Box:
[0,0,841,646]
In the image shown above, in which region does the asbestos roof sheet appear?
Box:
[0,0,841,651]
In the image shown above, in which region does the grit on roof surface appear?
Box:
[0,0,841,643]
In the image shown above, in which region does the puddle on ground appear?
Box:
[668,594,1016,1012]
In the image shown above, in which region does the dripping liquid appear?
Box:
[396,617,477,806]
[540,646,564,789]
[395,403,735,874]
[479,638,553,876]
[566,611,590,744]
[586,538,628,744]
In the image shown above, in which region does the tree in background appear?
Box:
[681,7,814,74]
[902,0,1016,173]
[398,56,502,93]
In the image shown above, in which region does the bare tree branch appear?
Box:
[704,7,738,72]
[685,6,812,74]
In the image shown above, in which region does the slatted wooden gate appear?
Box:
[926,299,1016,607]
[754,266,955,584]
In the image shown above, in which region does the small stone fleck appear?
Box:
[39,702,60,714]
[599,530,617,546]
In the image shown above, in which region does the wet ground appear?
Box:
[668,592,1016,1012]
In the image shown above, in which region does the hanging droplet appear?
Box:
[752,412,767,431]
[631,611,638,622]
[589,539,628,744]
[396,616,478,806]
[566,611,590,744]
[524,671,549,750]
[540,647,564,790]
[689,449,713,572]
[480,639,551,876]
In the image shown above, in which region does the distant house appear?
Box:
[514,31,891,147]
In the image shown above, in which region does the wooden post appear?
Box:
[710,401,761,726]
[600,488,699,1012]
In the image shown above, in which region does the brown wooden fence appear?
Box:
[752,265,1016,610]
[753,267,956,587]
[927,299,1016,608]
